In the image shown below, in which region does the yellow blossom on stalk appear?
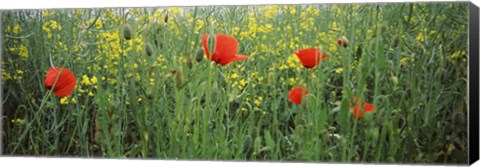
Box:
[265,6,279,19]
[95,19,103,29]
[108,78,117,85]
[13,24,21,34]
[60,97,69,105]
[194,19,204,34]
[335,67,344,74]
[136,73,141,81]
[78,87,87,94]
[9,45,29,60]
[254,96,263,106]
[306,6,320,16]
[88,91,94,97]
[150,78,155,86]
[230,73,239,79]
[11,118,24,125]
[81,75,92,85]
[2,71,12,80]
[90,76,98,84]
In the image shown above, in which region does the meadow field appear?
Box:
[1,2,470,164]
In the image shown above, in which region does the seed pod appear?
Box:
[195,49,204,62]
[175,68,184,89]
[123,24,132,40]
[145,43,154,56]
[187,56,194,69]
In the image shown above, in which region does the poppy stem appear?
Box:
[49,53,55,68]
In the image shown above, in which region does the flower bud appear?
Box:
[370,127,379,141]
[187,56,194,69]
[390,72,398,86]
[175,68,184,89]
[123,24,132,40]
[164,13,169,23]
[145,43,154,56]
[243,135,252,154]
[337,36,349,47]
[392,36,400,48]
[195,49,204,62]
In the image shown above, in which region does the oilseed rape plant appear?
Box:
[1,2,469,164]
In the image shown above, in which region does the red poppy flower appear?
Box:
[44,67,77,97]
[336,39,343,46]
[288,87,309,105]
[351,98,376,120]
[293,48,328,68]
[201,34,249,66]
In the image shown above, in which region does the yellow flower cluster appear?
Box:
[60,96,77,105]
[8,45,29,60]
[42,20,63,39]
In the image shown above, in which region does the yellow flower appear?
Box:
[335,67,344,74]
[254,99,261,106]
[60,97,69,105]
[88,91,94,97]
[13,24,21,34]
[11,118,24,125]
[230,73,239,79]
[81,75,92,85]
[90,76,98,84]
[416,33,424,42]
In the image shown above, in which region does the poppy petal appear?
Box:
[352,99,376,120]
[220,54,249,66]
[294,48,328,68]
[288,87,309,105]
[214,34,239,65]
[44,67,77,97]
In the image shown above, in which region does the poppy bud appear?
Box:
[164,13,169,23]
[243,135,252,154]
[145,43,154,56]
[175,68,184,89]
[392,36,400,48]
[243,109,249,119]
[337,36,349,47]
[187,56,194,69]
[370,127,379,141]
[123,24,132,40]
[253,136,262,154]
[390,72,398,86]
[390,75,398,86]
[195,49,204,62]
